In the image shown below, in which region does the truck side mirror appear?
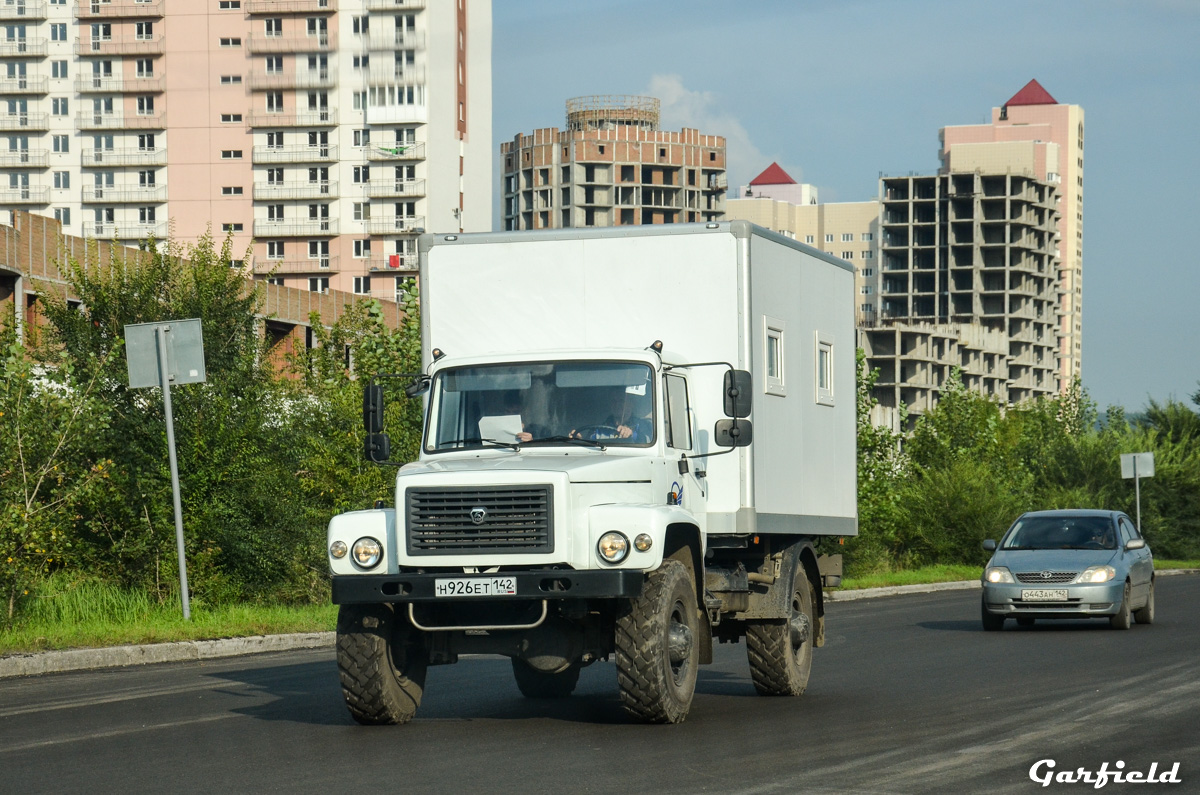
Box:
[364,433,391,463]
[364,383,384,434]
[714,419,753,447]
[723,369,752,418]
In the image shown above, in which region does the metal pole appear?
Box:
[156,326,191,620]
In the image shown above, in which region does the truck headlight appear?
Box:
[329,540,348,559]
[352,537,383,569]
[597,532,629,564]
[634,533,653,552]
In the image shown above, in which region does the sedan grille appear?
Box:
[1015,571,1078,584]
[406,486,553,555]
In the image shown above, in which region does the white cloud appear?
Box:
[643,74,787,193]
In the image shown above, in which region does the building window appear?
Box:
[53,171,70,189]
[352,55,369,69]
[51,61,68,78]
[264,55,283,74]
[353,276,371,295]
[860,303,873,313]
[267,241,284,259]
[50,23,67,41]
[862,251,873,260]
[352,16,369,34]
[138,133,156,150]
[353,239,371,258]
[221,186,244,195]
[53,135,69,153]
[308,277,329,293]
[220,113,243,123]
[219,37,242,47]
[353,129,370,147]
[815,333,834,407]
[825,234,834,243]
[267,277,284,286]
[220,75,243,85]
[804,235,814,244]
[352,166,369,184]
[222,223,244,232]
[52,98,68,116]
[220,150,243,159]
[266,91,283,112]
[264,18,282,37]
[842,233,854,242]
[861,232,873,241]
[861,286,873,295]
[136,96,155,115]
[219,1,241,8]
[763,317,786,397]
[139,207,156,224]
[842,251,854,260]
[352,202,369,221]
[54,207,71,225]
[861,268,873,277]
[136,22,154,39]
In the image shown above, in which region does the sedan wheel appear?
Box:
[1110,582,1132,630]
[1133,579,1155,625]
[981,599,1005,632]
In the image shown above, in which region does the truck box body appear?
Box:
[419,221,857,537]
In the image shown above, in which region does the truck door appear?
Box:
[663,373,706,527]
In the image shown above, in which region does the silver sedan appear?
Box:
[980,509,1154,630]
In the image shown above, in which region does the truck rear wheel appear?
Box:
[336,603,428,725]
[511,658,581,698]
[746,561,814,696]
[615,559,700,724]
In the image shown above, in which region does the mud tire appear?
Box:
[336,603,428,725]
[746,561,815,697]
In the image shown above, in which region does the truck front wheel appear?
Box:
[746,561,814,697]
[511,658,581,698]
[336,603,428,725]
[615,559,700,724]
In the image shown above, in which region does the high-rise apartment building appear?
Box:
[940,79,1083,390]
[0,0,491,300]
[501,95,726,230]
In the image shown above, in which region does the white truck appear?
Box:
[328,221,857,724]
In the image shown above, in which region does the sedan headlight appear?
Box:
[984,566,1014,584]
[352,537,383,569]
[1074,565,1116,584]
[597,531,629,564]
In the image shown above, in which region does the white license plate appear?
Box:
[1022,589,1068,601]
[434,577,518,598]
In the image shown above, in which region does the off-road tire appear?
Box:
[511,658,580,698]
[746,562,815,696]
[1110,582,1132,630]
[336,603,428,725]
[1133,579,1155,625]
[615,559,701,724]
[981,599,1006,632]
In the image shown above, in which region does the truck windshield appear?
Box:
[425,361,656,452]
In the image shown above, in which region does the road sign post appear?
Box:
[1120,452,1155,533]
[125,319,206,620]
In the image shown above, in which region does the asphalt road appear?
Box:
[2,576,1197,795]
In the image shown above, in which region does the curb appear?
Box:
[0,631,334,680]
[2,570,1196,679]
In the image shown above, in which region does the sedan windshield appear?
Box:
[425,361,656,452]
[1001,516,1118,550]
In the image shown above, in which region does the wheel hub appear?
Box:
[789,613,811,648]
[668,621,693,665]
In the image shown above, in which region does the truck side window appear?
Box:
[663,374,692,450]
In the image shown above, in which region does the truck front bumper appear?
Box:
[332,569,645,604]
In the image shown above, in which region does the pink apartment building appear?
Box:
[1,0,492,301]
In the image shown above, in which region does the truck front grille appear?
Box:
[406,486,554,555]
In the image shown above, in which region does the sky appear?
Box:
[490,0,1200,413]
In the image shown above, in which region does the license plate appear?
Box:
[1022,589,1068,601]
[434,577,517,598]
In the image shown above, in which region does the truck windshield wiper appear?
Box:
[524,435,607,449]
[437,438,521,451]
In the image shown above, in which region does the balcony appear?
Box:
[75,1,164,18]
[0,149,48,167]
[364,0,425,10]
[75,73,166,93]
[81,147,167,166]
[253,181,338,201]
[364,215,424,235]
[245,0,336,13]
[247,70,336,90]
[0,185,49,204]
[246,34,332,53]
[367,141,424,161]
[252,219,339,237]
[0,74,48,94]
[0,112,49,130]
[365,254,417,272]
[81,185,168,203]
[75,36,166,56]
[364,178,425,199]
[77,111,167,130]
[366,65,426,86]
[0,1,45,19]
[0,38,47,57]
[252,257,339,275]
[366,29,426,51]
[83,221,169,240]
[247,110,337,127]
[251,144,338,164]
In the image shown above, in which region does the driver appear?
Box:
[570,387,652,443]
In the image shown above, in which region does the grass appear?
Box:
[3,561,1197,655]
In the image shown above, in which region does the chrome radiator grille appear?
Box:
[406,486,553,555]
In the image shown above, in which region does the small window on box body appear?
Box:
[763,316,786,397]
[816,332,834,406]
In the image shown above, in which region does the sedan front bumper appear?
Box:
[982,581,1126,618]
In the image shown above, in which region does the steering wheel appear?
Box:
[573,424,621,440]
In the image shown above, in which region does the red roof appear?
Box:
[749,162,796,186]
[1005,79,1058,107]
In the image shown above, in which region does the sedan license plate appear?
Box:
[1022,588,1068,602]
[434,577,517,598]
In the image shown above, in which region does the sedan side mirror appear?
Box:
[1125,538,1147,551]
[982,539,997,552]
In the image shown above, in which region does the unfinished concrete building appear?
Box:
[501,96,726,230]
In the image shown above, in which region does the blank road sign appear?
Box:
[1120,452,1155,479]
[125,319,207,389]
